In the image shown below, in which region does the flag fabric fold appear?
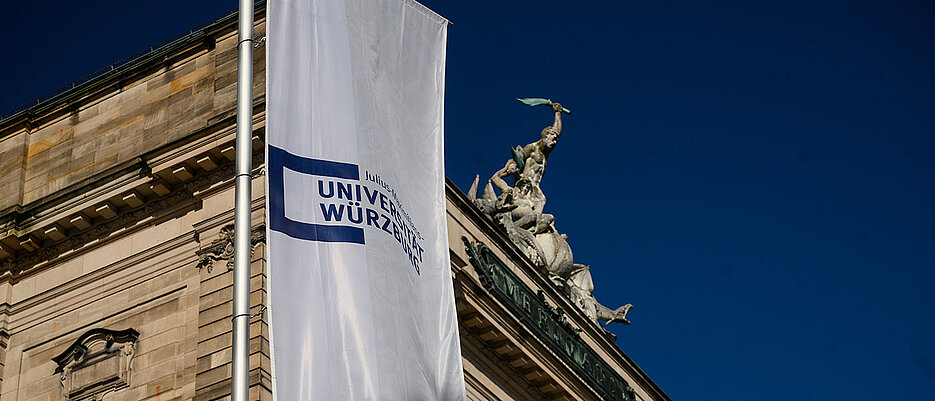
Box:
[266,0,464,399]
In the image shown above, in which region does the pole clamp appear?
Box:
[231,305,267,322]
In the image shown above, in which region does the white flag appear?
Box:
[266,0,464,399]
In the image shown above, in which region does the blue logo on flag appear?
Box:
[268,145,426,274]
[268,145,366,244]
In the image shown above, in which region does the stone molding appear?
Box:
[52,328,139,401]
[0,146,264,281]
[461,329,548,399]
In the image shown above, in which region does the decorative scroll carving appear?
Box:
[196,224,266,272]
[463,238,635,401]
[468,100,632,327]
[52,328,139,401]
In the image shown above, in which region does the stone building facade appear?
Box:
[0,4,669,401]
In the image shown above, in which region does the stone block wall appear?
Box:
[195,238,270,401]
[0,17,266,213]
[0,10,272,401]
[0,220,203,401]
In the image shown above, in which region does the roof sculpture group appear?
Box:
[469,98,633,329]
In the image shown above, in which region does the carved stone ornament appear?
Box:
[196,223,265,272]
[52,328,139,401]
[469,99,633,328]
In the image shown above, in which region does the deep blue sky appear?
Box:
[5,1,934,399]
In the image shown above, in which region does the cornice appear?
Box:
[463,238,636,401]
[456,273,596,400]
[459,325,551,400]
[0,137,265,283]
[445,180,672,401]
[0,100,265,234]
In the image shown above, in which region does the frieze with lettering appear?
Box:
[463,237,635,401]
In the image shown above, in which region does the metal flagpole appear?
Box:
[232,0,254,400]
